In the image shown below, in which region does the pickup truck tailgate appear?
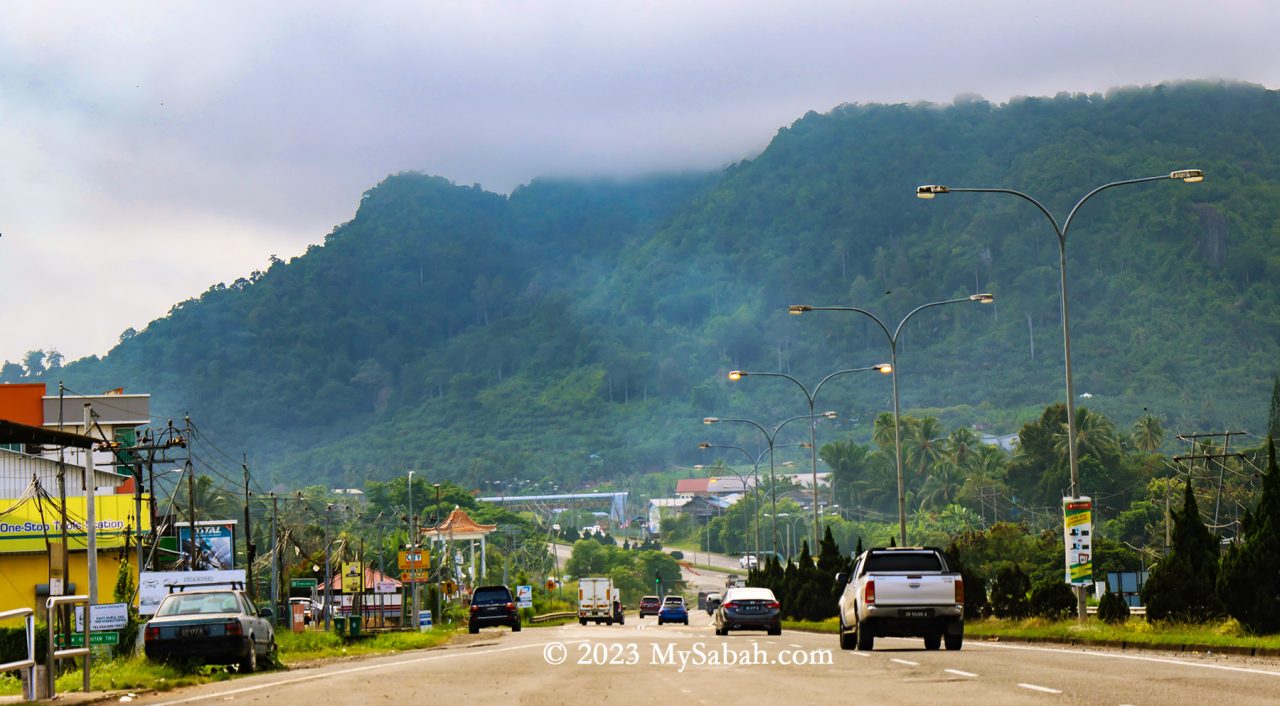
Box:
[869,573,959,605]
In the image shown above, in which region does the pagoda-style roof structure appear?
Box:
[426,506,497,541]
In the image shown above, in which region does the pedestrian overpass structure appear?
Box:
[477,492,629,525]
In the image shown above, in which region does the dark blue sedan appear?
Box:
[657,595,689,625]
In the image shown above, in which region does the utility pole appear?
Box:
[184,416,196,571]
[84,403,98,604]
[324,503,334,631]
[57,383,69,606]
[1174,430,1246,539]
[242,455,255,600]
[270,493,279,622]
[408,471,418,631]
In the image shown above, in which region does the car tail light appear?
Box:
[225,621,242,636]
[766,601,780,610]
[470,604,480,613]
[144,626,159,642]
[722,601,738,611]
[955,577,964,604]
[506,602,516,610]
[865,580,876,605]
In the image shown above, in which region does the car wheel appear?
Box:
[658,619,664,625]
[683,619,689,625]
[239,638,257,673]
[839,622,856,650]
[579,619,587,626]
[768,626,781,636]
[855,621,874,651]
[924,633,942,650]
[944,631,963,651]
[512,621,522,633]
[469,623,479,634]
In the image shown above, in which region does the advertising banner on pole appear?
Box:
[341,562,363,593]
[176,521,237,570]
[1063,497,1093,586]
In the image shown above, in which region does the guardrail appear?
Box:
[530,611,576,624]
[46,595,91,697]
[1085,605,1146,616]
[0,607,36,701]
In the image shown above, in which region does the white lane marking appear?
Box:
[147,641,568,706]
[890,658,919,666]
[846,651,869,657]
[789,643,803,648]
[1018,683,1062,694]
[971,640,1280,678]
[944,668,978,677]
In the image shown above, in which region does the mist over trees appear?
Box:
[8,80,1278,495]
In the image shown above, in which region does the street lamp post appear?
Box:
[917,169,1203,618]
[790,294,993,546]
[703,415,824,557]
[696,443,769,565]
[407,471,419,632]
[726,365,892,552]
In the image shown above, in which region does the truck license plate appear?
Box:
[901,609,933,618]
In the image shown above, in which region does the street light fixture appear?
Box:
[727,365,892,552]
[789,295,992,546]
[916,168,1202,619]
[697,441,780,566]
[704,415,827,554]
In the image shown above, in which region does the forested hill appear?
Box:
[30,80,1280,490]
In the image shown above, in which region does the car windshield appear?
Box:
[863,552,942,573]
[472,588,511,605]
[156,592,241,616]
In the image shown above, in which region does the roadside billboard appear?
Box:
[137,569,247,615]
[0,495,147,553]
[176,520,236,570]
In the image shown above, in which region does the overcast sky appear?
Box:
[1,1,1277,367]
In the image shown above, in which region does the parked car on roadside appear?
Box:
[714,586,781,636]
[469,585,522,634]
[143,586,275,672]
[638,595,661,618]
[657,595,689,625]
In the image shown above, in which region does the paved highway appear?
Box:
[132,607,1280,706]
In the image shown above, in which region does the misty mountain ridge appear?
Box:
[18,79,1279,491]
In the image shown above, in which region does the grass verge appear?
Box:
[782,615,1280,653]
[0,626,464,697]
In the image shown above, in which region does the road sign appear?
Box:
[398,550,430,570]
[56,632,119,647]
[290,578,318,590]
[516,585,533,609]
[401,569,429,582]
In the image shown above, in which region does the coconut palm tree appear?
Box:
[1053,407,1119,463]
[1131,413,1165,453]
[946,427,981,470]
[917,460,964,511]
[872,412,897,450]
[904,416,947,479]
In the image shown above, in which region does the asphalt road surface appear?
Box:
[132,608,1280,706]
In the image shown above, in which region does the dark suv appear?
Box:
[469,585,522,634]
[638,595,661,618]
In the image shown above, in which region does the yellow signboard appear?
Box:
[397,549,430,570]
[0,494,148,554]
[342,562,363,593]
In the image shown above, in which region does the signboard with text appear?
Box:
[0,496,147,553]
[1063,497,1093,586]
[341,562,363,594]
[138,569,246,615]
[516,585,533,609]
[75,602,129,632]
[177,521,236,570]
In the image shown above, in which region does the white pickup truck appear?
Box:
[835,546,964,651]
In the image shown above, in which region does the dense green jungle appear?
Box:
[6,81,1279,532]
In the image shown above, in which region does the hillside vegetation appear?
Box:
[9,80,1278,493]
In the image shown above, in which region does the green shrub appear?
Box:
[1028,579,1076,620]
[1097,589,1131,624]
[990,565,1030,619]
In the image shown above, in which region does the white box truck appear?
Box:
[578,578,624,625]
